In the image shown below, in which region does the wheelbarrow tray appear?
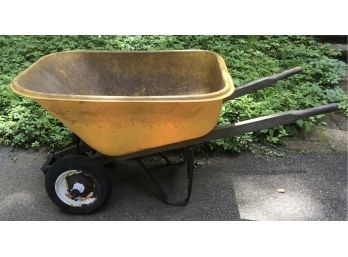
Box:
[11,50,234,156]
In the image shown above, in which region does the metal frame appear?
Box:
[40,67,340,206]
[136,147,195,206]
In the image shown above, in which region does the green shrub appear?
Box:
[0,36,346,152]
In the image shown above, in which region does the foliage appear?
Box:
[0,36,346,152]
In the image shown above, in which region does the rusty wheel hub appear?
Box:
[55,170,97,207]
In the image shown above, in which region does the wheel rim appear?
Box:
[55,170,97,207]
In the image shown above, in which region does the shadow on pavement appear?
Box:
[104,159,242,221]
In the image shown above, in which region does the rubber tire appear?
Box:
[45,155,112,214]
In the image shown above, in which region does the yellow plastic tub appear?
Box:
[11,50,234,156]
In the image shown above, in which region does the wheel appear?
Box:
[45,155,112,214]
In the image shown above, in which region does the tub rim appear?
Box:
[11,49,234,102]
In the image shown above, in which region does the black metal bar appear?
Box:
[40,153,55,174]
[71,134,81,153]
[52,141,92,160]
[104,103,338,161]
[224,67,303,101]
[136,147,195,206]
[137,159,169,203]
[42,138,92,173]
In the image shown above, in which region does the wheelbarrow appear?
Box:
[11,50,339,214]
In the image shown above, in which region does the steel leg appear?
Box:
[136,147,195,206]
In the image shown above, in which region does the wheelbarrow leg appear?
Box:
[136,147,195,206]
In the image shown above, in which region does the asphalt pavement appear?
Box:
[0,145,346,220]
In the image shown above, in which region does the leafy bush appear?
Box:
[0,36,346,152]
